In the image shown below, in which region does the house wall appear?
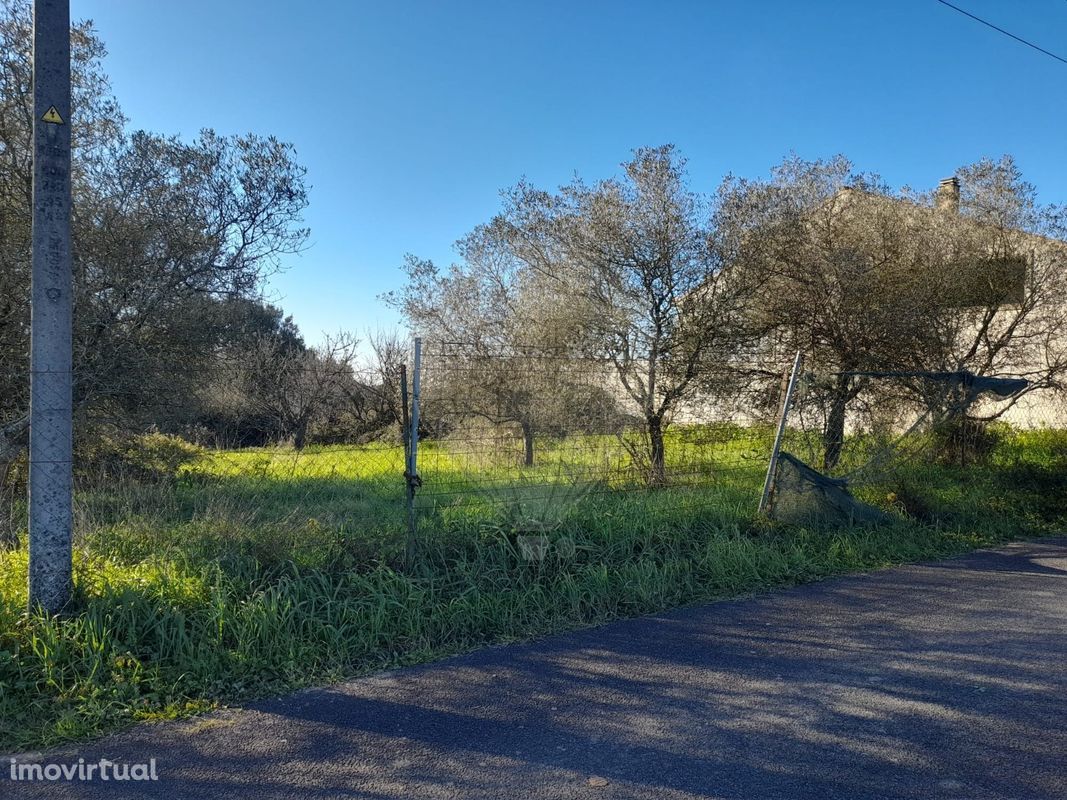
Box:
[992,389,1067,429]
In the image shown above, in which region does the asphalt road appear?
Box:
[5,537,1066,800]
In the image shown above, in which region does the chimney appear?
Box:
[936,176,960,214]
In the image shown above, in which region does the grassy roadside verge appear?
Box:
[1,437,1064,752]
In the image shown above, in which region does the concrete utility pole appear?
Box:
[28,0,73,613]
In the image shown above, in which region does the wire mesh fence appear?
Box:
[1,341,1066,562]
[1,358,415,555]
[411,340,782,550]
[767,361,1067,526]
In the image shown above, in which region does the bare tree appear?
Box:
[362,329,408,434]
[326,329,409,442]
[240,332,360,449]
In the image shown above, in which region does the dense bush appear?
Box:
[80,431,205,483]
[931,417,1002,465]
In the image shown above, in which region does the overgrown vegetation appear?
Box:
[1,0,1065,757]
[1,425,1064,752]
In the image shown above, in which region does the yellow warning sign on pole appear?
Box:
[42,106,64,124]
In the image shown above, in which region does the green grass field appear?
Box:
[1,425,1065,751]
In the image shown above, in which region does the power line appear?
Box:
[934,0,1067,66]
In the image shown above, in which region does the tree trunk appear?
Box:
[293,418,309,450]
[822,374,850,472]
[647,415,666,487]
[520,419,534,467]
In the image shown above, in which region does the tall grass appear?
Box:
[0,426,1064,751]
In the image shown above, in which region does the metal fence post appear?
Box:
[759,350,804,516]
[405,338,422,565]
[399,363,410,463]
[28,0,74,613]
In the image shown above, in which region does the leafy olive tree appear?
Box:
[717,156,962,470]
[717,154,1067,470]
[495,146,763,484]
[920,157,1067,419]
[0,1,309,475]
[387,227,582,466]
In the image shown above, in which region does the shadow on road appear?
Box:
[7,538,1066,800]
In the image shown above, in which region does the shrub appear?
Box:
[82,431,205,483]
[931,417,1002,465]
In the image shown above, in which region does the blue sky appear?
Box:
[75,0,1067,344]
